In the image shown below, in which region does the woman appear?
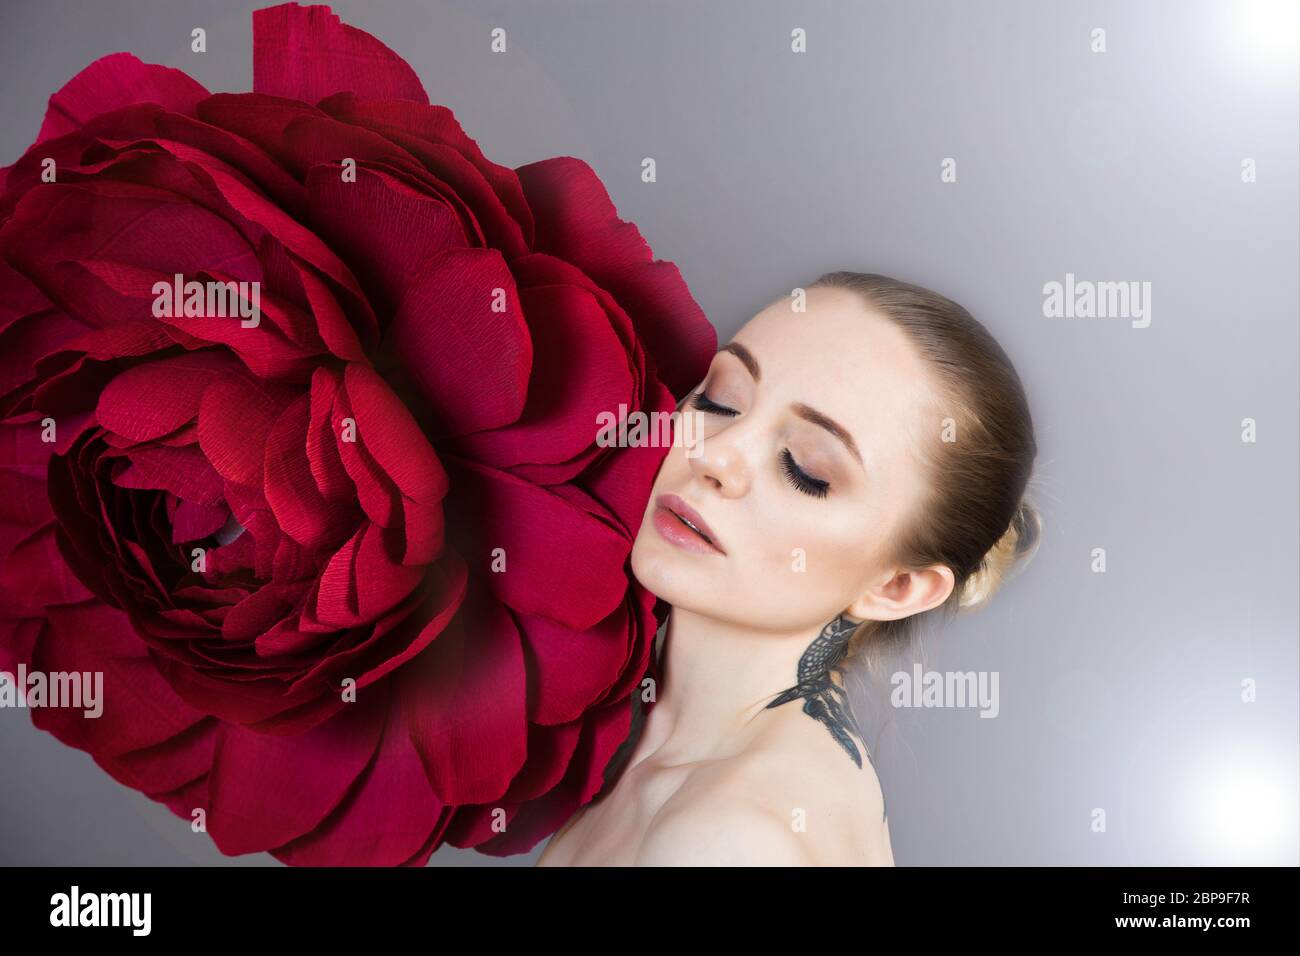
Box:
[537,271,1041,866]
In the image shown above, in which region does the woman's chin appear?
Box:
[630,533,693,604]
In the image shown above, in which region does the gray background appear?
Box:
[0,0,1296,866]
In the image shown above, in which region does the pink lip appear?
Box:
[653,494,725,556]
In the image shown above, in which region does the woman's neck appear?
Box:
[627,606,832,768]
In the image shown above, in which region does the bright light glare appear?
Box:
[1190,752,1299,864]
[1230,0,1300,65]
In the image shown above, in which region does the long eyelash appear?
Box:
[780,448,830,499]
[689,391,739,417]
[690,394,830,499]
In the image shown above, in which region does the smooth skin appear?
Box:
[537,286,957,866]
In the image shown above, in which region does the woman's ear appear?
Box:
[846,563,956,622]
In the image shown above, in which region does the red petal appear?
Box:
[97,352,234,443]
[198,373,289,487]
[32,601,211,762]
[317,93,534,256]
[305,163,467,315]
[401,590,527,805]
[516,600,633,725]
[383,248,532,438]
[208,694,386,855]
[515,156,716,395]
[36,53,207,144]
[340,364,447,565]
[170,499,228,543]
[0,524,94,607]
[253,3,428,105]
[582,378,678,534]
[113,443,225,507]
[444,457,631,631]
[305,368,352,500]
[446,282,632,465]
[263,394,357,551]
[464,699,634,855]
[272,701,445,866]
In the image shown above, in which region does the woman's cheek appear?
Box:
[757,530,811,595]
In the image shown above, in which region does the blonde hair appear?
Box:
[955,500,1042,610]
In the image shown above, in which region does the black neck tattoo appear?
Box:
[766,613,887,820]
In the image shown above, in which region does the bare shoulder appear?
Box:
[752,727,894,866]
[635,785,815,866]
[636,721,894,866]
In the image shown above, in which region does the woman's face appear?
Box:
[630,286,944,633]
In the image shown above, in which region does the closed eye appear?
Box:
[690,390,830,499]
[780,448,830,499]
[689,391,739,417]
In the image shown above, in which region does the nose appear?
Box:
[684,411,752,498]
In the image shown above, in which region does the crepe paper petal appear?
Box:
[37,53,208,144]
[401,587,527,806]
[208,693,386,855]
[253,3,428,106]
[517,156,716,395]
[383,247,532,438]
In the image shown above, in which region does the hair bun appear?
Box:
[957,499,1043,610]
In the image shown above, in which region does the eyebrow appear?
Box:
[718,342,865,469]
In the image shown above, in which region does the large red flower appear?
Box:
[0,3,714,864]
